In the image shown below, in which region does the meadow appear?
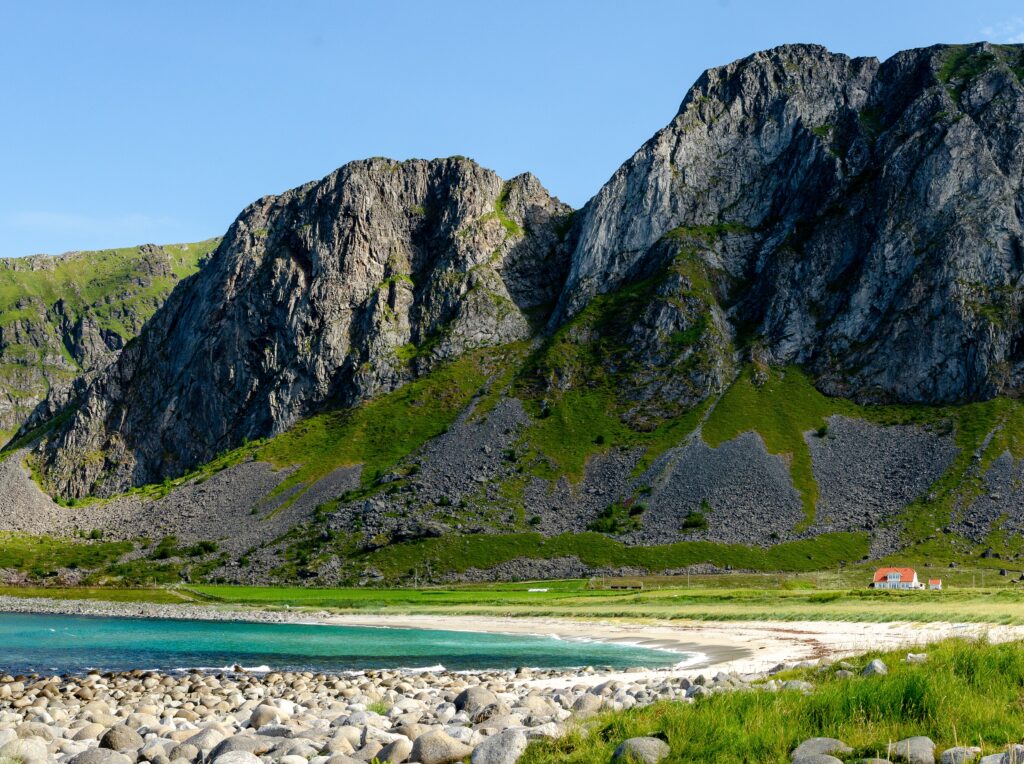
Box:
[5,566,1024,624]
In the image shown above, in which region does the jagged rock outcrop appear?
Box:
[557,42,1024,404]
[36,158,570,498]
[0,241,216,442]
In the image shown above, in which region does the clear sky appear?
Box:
[2,0,1022,257]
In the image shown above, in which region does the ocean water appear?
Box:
[0,613,689,674]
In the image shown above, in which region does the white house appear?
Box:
[872,567,924,590]
[928,578,942,590]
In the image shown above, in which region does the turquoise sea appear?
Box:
[0,613,688,674]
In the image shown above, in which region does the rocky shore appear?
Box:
[0,655,825,764]
[0,597,309,626]
[2,653,1009,764]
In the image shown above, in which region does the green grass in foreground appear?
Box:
[525,637,1024,763]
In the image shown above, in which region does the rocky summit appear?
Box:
[4,42,1024,585]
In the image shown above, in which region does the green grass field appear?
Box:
[7,565,1024,625]
[86,565,1009,624]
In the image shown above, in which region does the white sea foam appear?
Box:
[172,665,272,673]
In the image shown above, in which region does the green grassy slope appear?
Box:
[0,239,219,443]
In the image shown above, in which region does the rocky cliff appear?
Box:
[0,240,218,444]
[558,42,1024,404]
[34,159,570,498]
[7,42,1024,585]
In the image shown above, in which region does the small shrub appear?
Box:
[681,511,709,532]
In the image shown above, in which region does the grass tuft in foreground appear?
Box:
[524,637,1024,763]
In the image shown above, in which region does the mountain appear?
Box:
[0,240,219,444]
[4,42,1024,586]
[29,159,570,498]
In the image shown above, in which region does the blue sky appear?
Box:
[2,0,1023,257]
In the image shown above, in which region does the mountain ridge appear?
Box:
[3,41,1024,585]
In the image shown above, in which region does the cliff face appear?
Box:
[0,241,217,443]
[558,42,1024,404]
[37,158,570,497]
[26,42,1024,503]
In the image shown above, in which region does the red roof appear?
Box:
[873,567,916,583]
[928,579,941,585]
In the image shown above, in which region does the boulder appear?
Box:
[209,736,275,759]
[15,723,53,742]
[68,750,134,764]
[74,724,107,742]
[211,752,263,764]
[377,736,414,763]
[184,728,225,751]
[999,745,1024,764]
[793,738,854,760]
[612,737,671,764]
[410,730,475,764]
[0,738,49,763]
[455,687,499,715]
[100,725,145,752]
[939,746,981,764]
[471,729,529,764]
[571,694,604,716]
[888,736,935,764]
[248,704,283,728]
[862,659,888,677]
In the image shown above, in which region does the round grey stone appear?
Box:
[100,725,145,752]
[471,729,529,764]
[211,752,263,764]
[69,750,134,764]
[613,737,671,764]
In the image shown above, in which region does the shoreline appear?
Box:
[2,594,1023,682]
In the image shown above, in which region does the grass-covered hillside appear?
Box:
[8,335,1024,588]
[0,239,218,443]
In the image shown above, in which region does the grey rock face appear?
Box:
[36,159,570,498]
[640,432,805,545]
[809,416,959,533]
[557,43,1024,406]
